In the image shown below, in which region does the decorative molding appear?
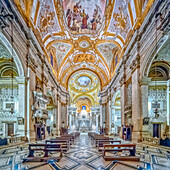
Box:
[119,74,126,86]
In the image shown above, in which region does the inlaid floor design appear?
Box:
[0,133,169,170]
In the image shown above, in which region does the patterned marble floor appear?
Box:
[0,133,170,170]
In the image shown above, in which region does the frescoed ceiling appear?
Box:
[97,42,117,68]
[68,70,100,105]
[14,0,155,88]
[51,42,72,68]
[107,0,131,41]
[62,0,106,36]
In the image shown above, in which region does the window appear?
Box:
[51,53,53,67]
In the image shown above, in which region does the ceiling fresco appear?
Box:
[107,0,131,40]
[51,42,72,68]
[68,70,100,105]
[77,76,91,86]
[14,0,155,88]
[62,0,107,35]
[97,42,117,68]
[69,71,99,93]
[36,0,61,39]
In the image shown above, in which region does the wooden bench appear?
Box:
[23,143,62,162]
[103,144,140,161]
[61,135,75,143]
[97,140,121,152]
[94,136,112,146]
[46,139,69,151]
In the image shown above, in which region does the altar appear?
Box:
[78,108,92,132]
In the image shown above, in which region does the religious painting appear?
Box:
[143,117,149,125]
[108,0,131,40]
[52,42,72,68]
[77,76,91,86]
[62,0,106,35]
[37,0,61,38]
[73,53,95,63]
[97,42,117,68]
[17,117,24,125]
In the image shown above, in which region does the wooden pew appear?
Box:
[94,136,112,146]
[97,140,121,152]
[23,143,62,162]
[103,144,140,161]
[46,139,69,151]
[61,135,75,143]
[55,137,72,144]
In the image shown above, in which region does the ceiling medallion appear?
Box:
[77,76,91,87]
[79,41,90,48]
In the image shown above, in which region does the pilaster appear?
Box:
[132,69,142,142]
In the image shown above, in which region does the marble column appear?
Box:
[69,113,72,132]
[27,68,36,141]
[100,105,103,128]
[16,77,25,136]
[96,114,99,133]
[121,84,126,125]
[132,69,142,142]
[112,107,115,133]
[140,78,151,138]
[57,99,61,135]
[52,105,57,135]
[108,101,112,134]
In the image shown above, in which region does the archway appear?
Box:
[144,41,170,141]
[0,35,25,140]
[67,70,101,133]
[110,91,121,135]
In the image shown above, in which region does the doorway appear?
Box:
[153,124,161,138]
[8,123,14,136]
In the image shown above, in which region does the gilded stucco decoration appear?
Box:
[97,42,117,68]
[108,0,131,40]
[36,0,61,39]
[73,53,96,63]
[68,70,100,105]
[69,71,99,93]
[76,97,91,113]
[51,42,72,68]
[13,0,156,88]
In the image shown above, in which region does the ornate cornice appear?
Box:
[119,74,126,86]
[130,54,140,73]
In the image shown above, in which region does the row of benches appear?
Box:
[88,132,140,161]
[23,132,80,162]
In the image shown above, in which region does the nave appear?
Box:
[0,133,170,170]
[0,0,169,169]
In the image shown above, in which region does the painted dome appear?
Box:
[77,76,91,86]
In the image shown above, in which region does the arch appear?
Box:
[112,90,121,104]
[141,35,168,78]
[73,94,95,105]
[66,68,103,90]
[0,32,24,77]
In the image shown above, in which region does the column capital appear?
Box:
[139,77,151,86]
[130,55,140,74]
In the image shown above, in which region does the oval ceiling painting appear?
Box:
[77,76,91,86]
[62,0,106,35]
